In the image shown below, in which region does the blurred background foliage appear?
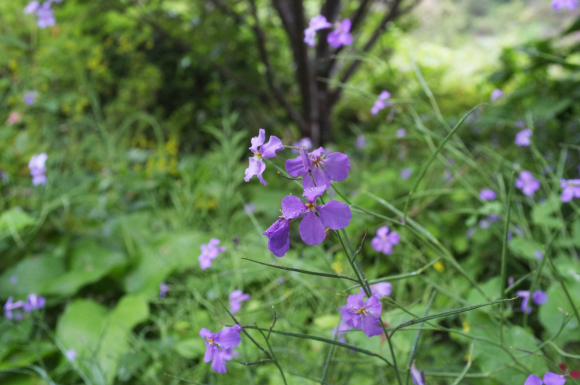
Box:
[1,0,580,384]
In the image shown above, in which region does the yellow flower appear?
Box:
[433,261,444,272]
[462,321,470,333]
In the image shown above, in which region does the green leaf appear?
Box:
[0,255,66,299]
[0,208,35,233]
[539,282,580,346]
[508,237,543,261]
[174,338,206,359]
[531,195,562,228]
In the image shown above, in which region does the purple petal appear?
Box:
[249,129,265,153]
[323,152,350,182]
[299,211,326,245]
[302,166,331,190]
[215,326,242,349]
[300,148,312,173]
[263,218,290,257]
[371,237,383,252]
[244,157,267,185]
[361,315,383,337]
[411,364,426,385]
[524,375,543,385]
[364,295,382,317]
[387,231,400,245]
[302,186,326,203]
[378,91,391,100]
[346,292,365,309]
[376,226,389,238]
[281,196,306,219]
[260,135,284,159]
[317,200,351,230]
[199,255,213,270]
[517,290,531,313]
[24,1,40,14]
[532,290,548,305]
[543,372,566,385]
[211,350,227,373]
[285,157,307,177]
[308,14,331,30]
[304,28,316,46]
[371,282,392,298]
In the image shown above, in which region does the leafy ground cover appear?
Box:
[1,1,580,384]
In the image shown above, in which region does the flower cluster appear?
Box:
[371,91,391,115]
[200,325,242,373]
[552,0,578,10]
[517,290,547,314]
[525,371,566,385]
[4,294,46,320]
[29,153,48,185]
[304,15,353,48]
[244,129,284,186]
[198,238,226,270]
[516,170,540,197]
[24,0,62,29]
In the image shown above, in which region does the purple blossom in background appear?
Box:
[490,89,503,101]
[411,364,426,385]
[356,135,366,149]
[369,282,392,298]
[198,238,226,270]
[560,179,580,202]
[243,203,255,215]
[285,147,350,190]
[371,226,400,255]
[229,290,250,314]
[23,293,45,312]
[23,90,38,106]
[65,349,77,361]
[508,226,523,241]
[479,219,490,229]
[480,189,497,200]
[24,1,58,29]
[339,292,383,337]
[525,372,567,385]
[303,15,331,46]
[535,250,544,260]
[327,18,353,48]
[200,325,242,373]
[245,129,284,186]
[29,153,48,185]
[371,91,391,115]
[396,128,407,138]
[516,170,540,197]
[10,275,18,284]
[552,0,578,10]
[401,168,413,180]
[292,137,313,153]
[4,297,24,319]
[159,282,169,298]
[444,169,454,182]
[515,129,532,147]
[488,214,501,222]
[517,290,548,314]
[508,277,515,287]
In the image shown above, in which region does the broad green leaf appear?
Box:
[538,282,580,346]
[0,208,34,233]
[0,255,66,299]
[531,195,562,228]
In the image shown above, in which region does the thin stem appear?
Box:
[500,172,515,344]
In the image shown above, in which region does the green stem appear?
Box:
[241,257,359,282]
[500,172,515,344]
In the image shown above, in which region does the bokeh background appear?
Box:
[1,0,580,384]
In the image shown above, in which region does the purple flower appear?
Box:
[488,214,501,222]
[159,282,169,298]
[284,186,351,246]
[552,0,578,10]
[515,129,532,147]
[29,153,48,185]
[244,129,284,186]
[339,292,383,337]
[4,297,24,319]
[35,2,56,29]
[479,189,496,200]
[24,1,40,14]
[400,168,413,180]
[9,275,18,284]
[535,250,544,260]
[517,290,548,314]
[371,91,391,115]
[356,134,366,149]
[229,290,250,314]
[243,203,255,215]
[525,372,567,385]
[285,147,350,190]
[23,90,38,106]
[515,170,540,197]
[410,364,426,385]
[65,349,77,361]
[370,282,392,298]
[490,89,503,101]
[200,325,243,373]
[198,239,226,270]
[327,18,353,48]
[396,128,407,138]
[263,217,291,257]
[560,179,580,202]
[303,15,332,46]
[371,226,400,255]
[23,293,45,312]
[292,137,313,153]
[479,219,490,229]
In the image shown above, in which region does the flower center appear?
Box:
[305,203,316,211]
[354,307,367,316]
[311,156,324,168]
[254,152,262,160]
[206,338,215,346]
